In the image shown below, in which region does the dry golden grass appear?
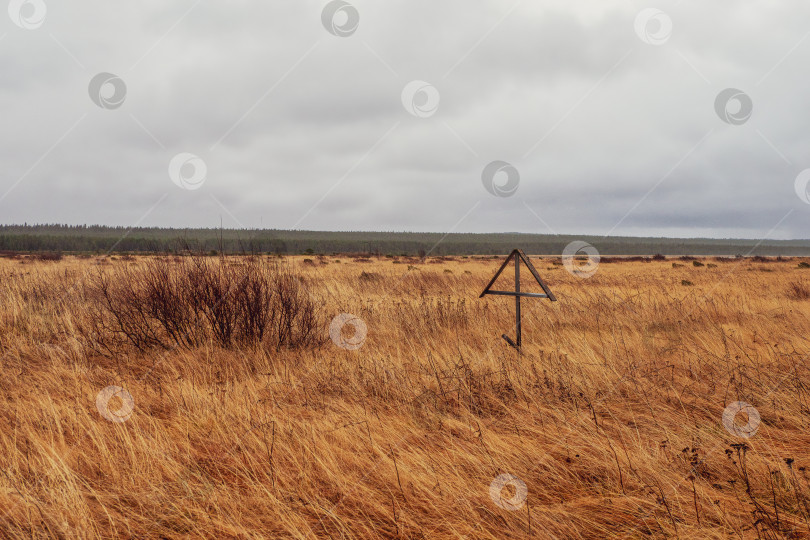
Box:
[1,254,810,538]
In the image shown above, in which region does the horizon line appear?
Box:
[1,223,809,243]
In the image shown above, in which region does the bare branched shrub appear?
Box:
[83,256,325,353]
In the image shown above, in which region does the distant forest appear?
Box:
[1,224,810,256]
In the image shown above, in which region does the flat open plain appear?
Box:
[1,254,809,538]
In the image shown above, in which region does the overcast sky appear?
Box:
[1,0,810,239]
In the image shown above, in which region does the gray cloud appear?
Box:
[2,0,810,239]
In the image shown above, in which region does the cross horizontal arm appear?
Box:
[481,290,549,298]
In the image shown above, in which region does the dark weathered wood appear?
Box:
[480,249,557,349]
[515,252,521,347]
[478,251,516,298]
[480,250,556,301]
[516,249,557,301]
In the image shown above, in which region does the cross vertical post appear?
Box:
[515,254,521,347]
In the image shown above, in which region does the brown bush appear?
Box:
[359,271,381,282]
[84,256,325,353]
[35,252,63,261]
[788,281,810,300]
[600,256,652,263]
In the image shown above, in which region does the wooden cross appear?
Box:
[479,249,557,349]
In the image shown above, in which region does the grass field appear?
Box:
[1,254,809,538]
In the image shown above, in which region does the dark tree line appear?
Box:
[1,225,810,256]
